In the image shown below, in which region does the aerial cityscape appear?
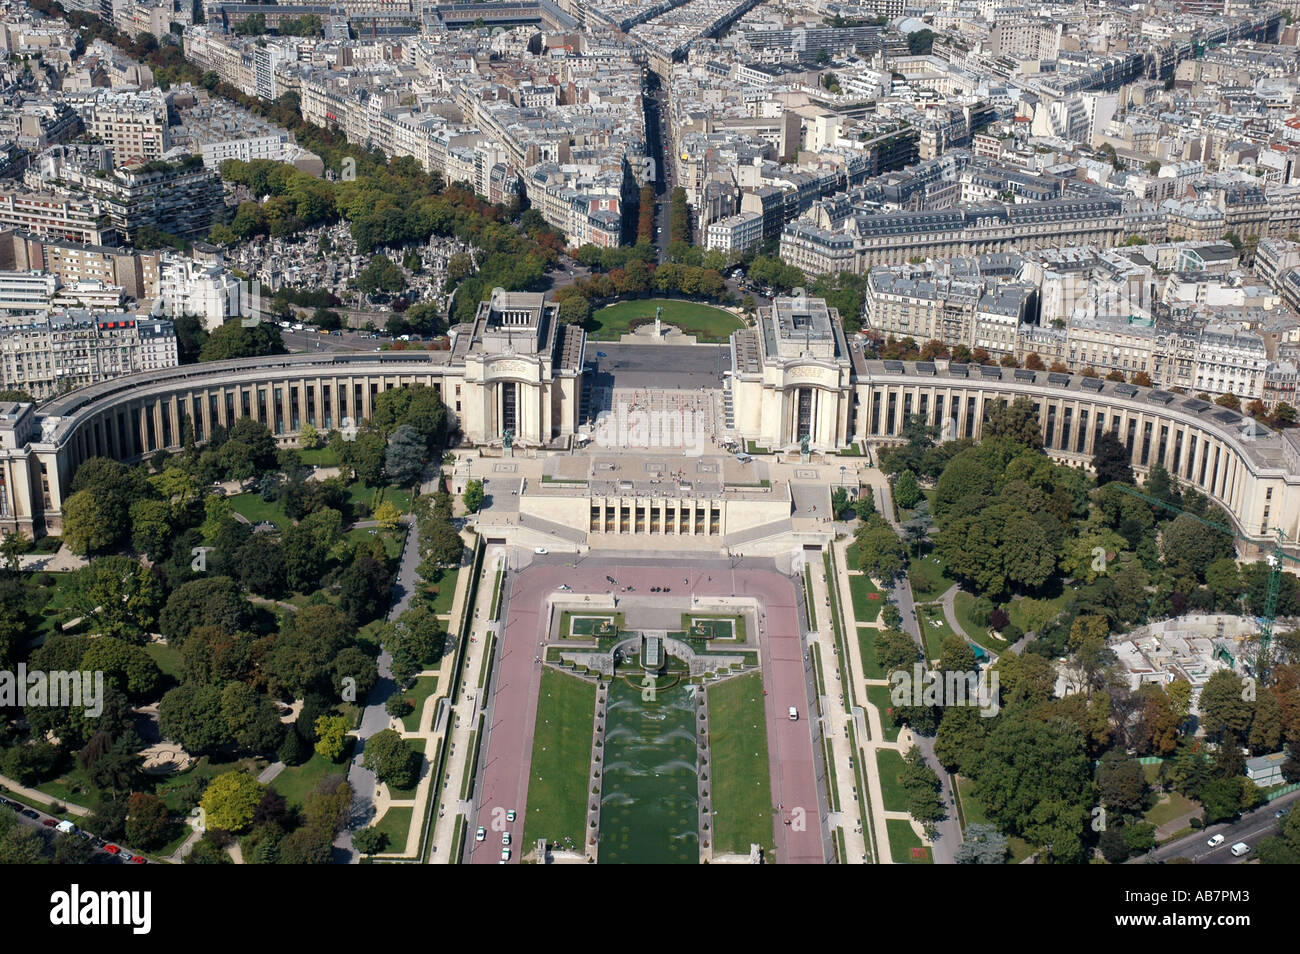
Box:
[1,0,1299,880]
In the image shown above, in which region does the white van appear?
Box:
[788,706,798,721]
[1230,842,1250,857]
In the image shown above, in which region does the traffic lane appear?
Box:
[471,562,824,864]
[0,800,131,862]
[1149,791,1297,863]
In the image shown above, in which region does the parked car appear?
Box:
[20,809,39,820]
[103,844,121,855]
[475,826,486,842]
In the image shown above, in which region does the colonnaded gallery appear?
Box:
[1,289,1298,559]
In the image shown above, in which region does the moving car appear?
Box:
[502,832,511,847]
[1230,842,1250,857]
[506,809,516,823]
[788,706,799,721]
[1206,834,1225,847]
[500,847,511,862]
[534,547,548,554]
[475,826,486,842]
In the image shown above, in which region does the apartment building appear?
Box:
[0,311,178,399]
[64,89,172,165]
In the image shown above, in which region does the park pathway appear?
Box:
[425,539,500,862]
[839,475,962,863]
[805,552,869,863]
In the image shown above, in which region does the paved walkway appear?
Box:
[0,773,90,817]
[805,553,869,863]
[425,539,500,863]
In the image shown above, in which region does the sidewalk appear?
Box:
[424,538,500,863]
[805,554,868,863]
[0,774,90,817]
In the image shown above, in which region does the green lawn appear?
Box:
[588,299,743,343]
[1007,591,1072,635]
[1144,791,1198,828]
[908,556,953,603]
[299,447,339,467]
[522,669,596,851]
[875,748,910,814]
[344,526,404,561]
[368,806,413,853]
[270,749,353,809]
[951,590,1009,653]
[143,641,184,680]
[707,672,775,858]
[848,573,884,623]
[398,675,440,732]
[857,627,885,680]
[345,482,413,518]
[917,603,956,660]
[866,684,900,742]
[421,565,460,617]
[845,541,860,569]
[886,818,931,863]
[29,572,81,640]
[228,492,291,529]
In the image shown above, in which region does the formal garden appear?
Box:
[0,384,461,864]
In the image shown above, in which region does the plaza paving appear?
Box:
[465,557,826,864]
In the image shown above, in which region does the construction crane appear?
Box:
[1113,483,1300,676]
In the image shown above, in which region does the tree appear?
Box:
[220,682,284,755]
[159,683,231,754]
[63,488,128,554]
[893,471,922,509]
[199,321,286,362]
[954,823,1008,864]
[200,771,264,833]
[1091,431,1133,486]
[463,479,485,513]
[353,827,389,855]
[1095,750,1147,816]
[372,500,402,530]
[314,714,351,762]
[1198,670,1252,742]
[389,603,445,683]
[383,425,425,487]
[1161,513,1233,583]
[972,717,1092,850]
[900,746,946,822]
[159,576,251,646]
[356,255,406,296]
[81,637,161,699]
[298,421,321,450]
[339,554,393,626]
[362,728,420,789]
[854,515,908,581]
[424,518,464,566]
[125,792,171,849]
[985,397,1042,448]
[69,556,164,642]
